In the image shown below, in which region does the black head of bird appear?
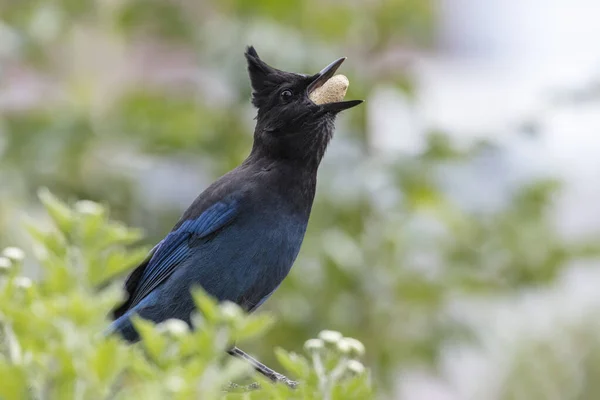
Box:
[245,46,363,167]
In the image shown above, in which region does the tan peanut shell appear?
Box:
[309,74,349,105]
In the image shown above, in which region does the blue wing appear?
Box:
[124,199,240,312]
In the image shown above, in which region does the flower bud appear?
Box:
[2,247,25,262]
[337,338,352,354]
[0,257,12,274]
[158,319,189,337]
[75,200,104,216]
[318,330,342,345]
[220,301,242,322]
[304,338,325,353]
[338,337,365,357]
[346,360,365,375]
[166,375,185,392]
[14,276,32,289]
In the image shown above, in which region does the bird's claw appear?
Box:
[225,377,297,392]
[225,382,261,392]
[273,373,299,389]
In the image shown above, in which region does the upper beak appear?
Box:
[307,57,346,94]
[307,57,364,112]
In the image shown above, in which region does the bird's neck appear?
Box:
[249,124,332,171]
[243,150,318,217]
[247,143,321,173]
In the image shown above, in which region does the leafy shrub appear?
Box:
[0,189,372,400]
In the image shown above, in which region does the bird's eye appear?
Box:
[280,89,293,100]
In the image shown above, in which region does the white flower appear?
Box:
[304,338,325,352]
[0,257,12,271]
[14,276,32,289]
[346,360,365,375]
[220,301,242,321]
[166,375,185,392]
[75,200,103,215]
[158,319,189,336]
[338,337,365,357]
[318,330,343,344]
[337,338,352,354]
[2,247,25,262]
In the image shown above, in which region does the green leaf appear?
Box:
[274,347,310,379]
[89,338,126,384]
[91,247,150,286]
[80,208,108,247]
[235,313,275,343]
[25,222,67,258]
[38,187,75,235]
[191,287,219,323]
[105,223,145,246]
[0,360,27,400]
[132,316,167,363]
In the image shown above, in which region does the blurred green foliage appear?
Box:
[2,0,600,398]
[0,190,371,399]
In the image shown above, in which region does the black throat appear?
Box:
[243,148,319,218]
[250,116,335,172]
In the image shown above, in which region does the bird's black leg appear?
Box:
[227,346,298,388]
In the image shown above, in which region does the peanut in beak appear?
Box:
[308,74,349,105]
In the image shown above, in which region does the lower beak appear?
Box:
[307,57,364,113]
[321,99,364,112]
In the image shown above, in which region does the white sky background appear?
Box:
[385,1,600,398]
[369,0,600,238]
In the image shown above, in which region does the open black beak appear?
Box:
[307,57,346,94]
[307,57,364,112]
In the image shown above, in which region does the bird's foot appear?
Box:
[228,346,299,389]
[272,372,299,389]
[225,377,297,392]
[225,382,262,392]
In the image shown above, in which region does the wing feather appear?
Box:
[115,198,240,315]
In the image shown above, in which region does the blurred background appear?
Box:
[2,0,600,398]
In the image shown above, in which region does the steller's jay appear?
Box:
[108,46,362,385]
